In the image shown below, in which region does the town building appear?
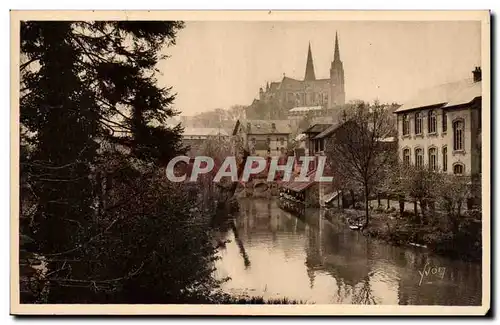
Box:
[246,32,346,120]
[394,67,482,177]
[232,119,293,157]
[182,127,230,156]
[287,106,324,121]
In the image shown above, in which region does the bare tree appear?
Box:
[438,174,472,229]
[325,102,396,227]
[226,105,247,121]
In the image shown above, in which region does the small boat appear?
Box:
[347,217,364,230]
[409,242,427,249]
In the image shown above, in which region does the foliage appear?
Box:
[215,295,308,304]
[21,21,187,166]
[438,174,472,220]
[196,136,235,213]
[87,154,224,303]
[325,101,397,226]
[19,21,233,303]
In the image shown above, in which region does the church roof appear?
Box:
[281,76,303,88]
[304,42,316,81]
[269,82,281,92]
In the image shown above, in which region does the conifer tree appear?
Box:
[20,21,186,302]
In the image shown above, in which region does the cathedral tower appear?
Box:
[329,32,346,108]
[304,42,316,81]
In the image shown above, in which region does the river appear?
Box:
[214,198,482,305]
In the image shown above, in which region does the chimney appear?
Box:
[472,66,482,82]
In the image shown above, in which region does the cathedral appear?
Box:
[247,32,346,119]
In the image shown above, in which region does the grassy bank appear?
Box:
[218,296,308,304]
[327,207,482,262]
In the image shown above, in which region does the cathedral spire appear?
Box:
[304,42,316,81]
[334,32,341,62]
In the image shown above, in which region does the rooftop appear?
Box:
[183,128,229,137]
[395,78,481,113]
[314,122,341,139]
[289,106,324,113]
[233,119,292,135]
[303,124,332,134]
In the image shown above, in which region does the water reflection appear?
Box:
[214,198,481,305]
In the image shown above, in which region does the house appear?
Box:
[302,120,397,207]
[232,119,293,157]
[394,67,482,178]
[302,124,332,156]
[182,127,230,156]
[279,123,340,208]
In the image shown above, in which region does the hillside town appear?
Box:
[177,33,482,221]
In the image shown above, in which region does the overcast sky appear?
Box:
[158,20,481,116]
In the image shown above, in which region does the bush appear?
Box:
[386,206,396,213]
[97,170,225,304]
[36,157,228,304]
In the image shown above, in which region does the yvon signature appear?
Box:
[418,263,446,286]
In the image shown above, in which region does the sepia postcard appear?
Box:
[10,10,490,316]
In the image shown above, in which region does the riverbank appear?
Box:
[326,207,482,262]
[211,294,306,304]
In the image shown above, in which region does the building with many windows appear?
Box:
[232,119,293,157]
[394,67,482,177]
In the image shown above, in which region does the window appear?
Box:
[453,120,464,151]
[280,137,285,145]
[442,146,448,172]
[319,139,325,151]
[251,137,256,144]
[453,163,464,175]
[415,112,423,135]
[428,110,437,134]
[429,147,437,171]
[266,137,271,145]
[403,148,411,166]
[415,148,424,168]
[402,114,410,136]
[442,110,447,133]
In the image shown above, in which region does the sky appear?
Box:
[158,20,481,116]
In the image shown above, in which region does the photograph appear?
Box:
[10,10,490,315]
